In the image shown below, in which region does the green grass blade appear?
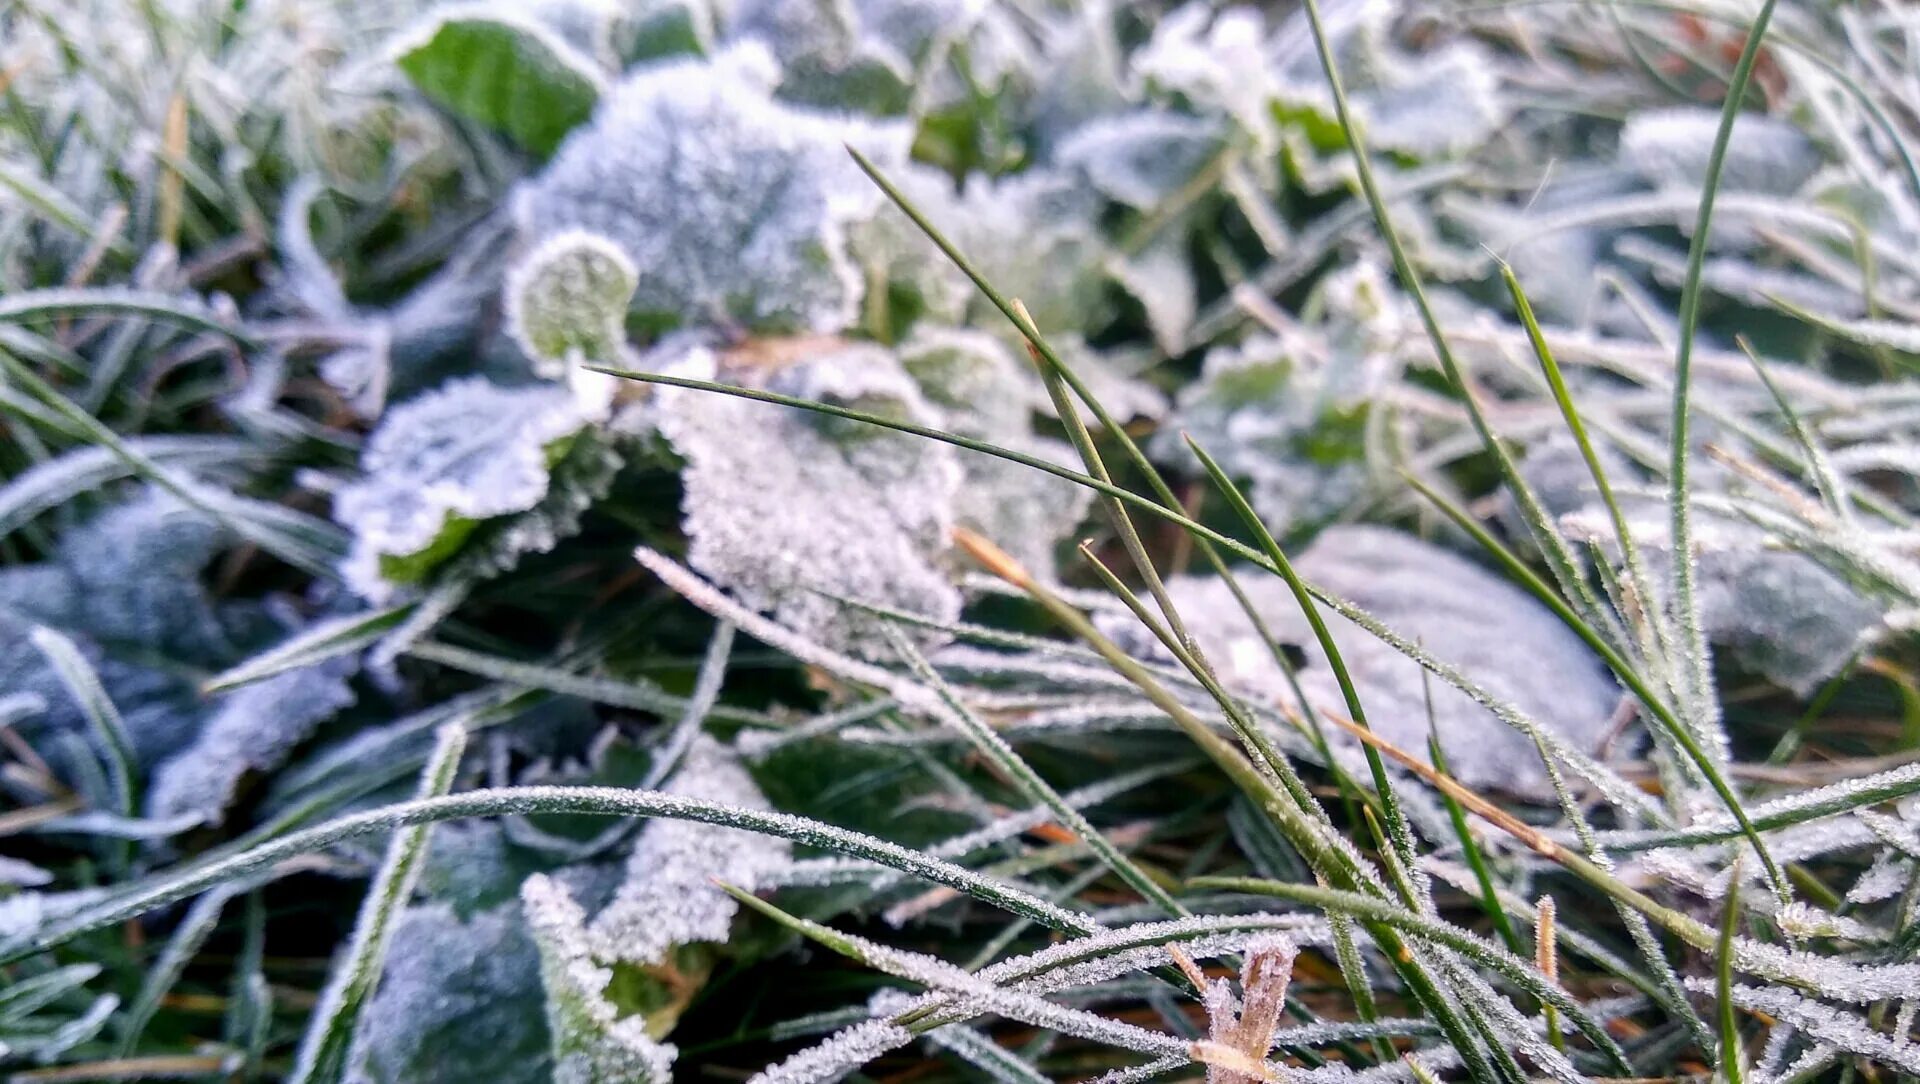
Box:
[1664,0,1782,765]
[1717,864,1745,1083]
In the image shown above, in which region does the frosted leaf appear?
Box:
[1135,4,1281,153]
[1269,2,1508,160]
[0,489,234,662]
[335,376,607,602]
[522,875,677,1084]
[0,888,110,942]
[1150,319,1381,529]
[1628,518,1886,696]
[1057,110,1227,211]
[656,343,962,657]
[747,1017,912,1084]
[345,904,550,1084]
[1131,526,1621,797]
[505,230,638,377]
[1619,109,1822,196]
[1110,237,1199,356]
[515,46,908,334]
[588,735,792,962]
[726,0,912,112]
[849,163,1112,341]
[145,657,358,827]
[613,0,721,60]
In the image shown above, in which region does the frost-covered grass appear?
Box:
[3,0,1920,1081]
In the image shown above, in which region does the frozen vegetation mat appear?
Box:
[3,0,1920,1080]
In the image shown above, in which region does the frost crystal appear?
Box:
[1619,108,1822,196]
[1133,526,1621,796]
[145,657,358,827]
[655,343,962,657]
[335,376,608,602]
[346,904,551,1084]
[515,46,906,334]
[505,230,638,377]
[588,735,792,963]
[747,1017,912,1084]
[522,875,677,1084]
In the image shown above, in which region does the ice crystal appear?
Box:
[504,230,638,377]
[335,376,608,602]
[522,875,677,1084]
[145,657,358,827]
[515,46,906,334]
[346,904,551,1084]
[655,343,962,657]
[588,735,792,963]
[747,1017,913,1084]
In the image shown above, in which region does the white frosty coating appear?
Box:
[1057,109,1227,211]
[522,875,677,1083]
[1692,981,1920,1075]
[655,343,963,658]
[1153,263,1404,528]
[504,230,638,377]
[345,903,549,1084]
[146,656,357,826]
[587,735,792,963]
[1848,849,1912,905]
[1202,933,1297,1084]
[1619,108,1823,196]
[1266,0,1508,160]
[515,45,907,334]
[334,376,605,602]
[1133,4,1280,153]
[746,1017,914,1084]
[1118,525,1620,797]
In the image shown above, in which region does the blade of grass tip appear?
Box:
[1717,861,1745,1084]
[1666,0,1782,764]
[29,626,136,819]
[1733,335,1850,522]
[1286,0,1621,652]
[288,722,467,1084]
[203,605,414,694]
[880,623,1192,924]
[1534,896,1564,1055]
[950,531,1500,1082]
[1500,261,1676,665]
[1184,435,1422,897]
[1401,470,1790,906]
[1007,297,1203,663]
